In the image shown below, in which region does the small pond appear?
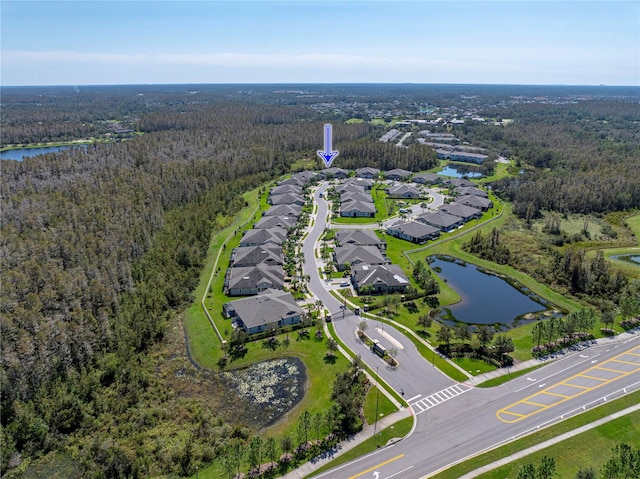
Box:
[429,256,547,326]
[220,357,306,428]
[1,145,83,161]
[611,254,640,266]
[437,165,482,178]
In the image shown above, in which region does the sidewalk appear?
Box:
[456,403,640,479]
[466,329,640,386]
[279,408,412,479]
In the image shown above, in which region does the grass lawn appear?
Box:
[363,386,398,424]
[431,390,640,479]
[306,416,415,478]
[477,411,640,479]
[453,356,497,376]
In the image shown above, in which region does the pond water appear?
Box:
[437,165,482,178]
[220,356,306,428]
[612,254,640,266]
[1,145,80,161]
[429,256,546,326]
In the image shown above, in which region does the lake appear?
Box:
[1,145,81,161]
[437,165,482,178]
[429,256,546,326]
[612,254,640,266]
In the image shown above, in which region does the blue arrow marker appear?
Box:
[317,123,339,168]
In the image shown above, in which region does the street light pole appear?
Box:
[373,366,380,447]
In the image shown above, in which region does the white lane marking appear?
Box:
[386,465,415,478]
[406,394,421,403]
[410,384,472,415]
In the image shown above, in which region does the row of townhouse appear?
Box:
[332,229,410,295]
[222,171,318,335]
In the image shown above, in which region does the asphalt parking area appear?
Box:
[497,345,640,423]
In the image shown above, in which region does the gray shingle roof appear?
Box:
[224,290,303,330]
[386,220,440,239]
[230,246,283,267]
[416,211,463,230]
[340,201,376,214]
[334,245,386,267]
[263,204,302,217]
[239,227,287,246]
[225,264,284,291]
[335,229,385,247]
[455,195,492,210]
[254,215,297,229]
[352,264,409,289]
[439,203,482,220]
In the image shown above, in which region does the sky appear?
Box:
[1,1,639,86]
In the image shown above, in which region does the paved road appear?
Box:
[303,184,455,399]
[301,181,640,478]
[314,336,640,479]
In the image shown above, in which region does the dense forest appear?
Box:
[1,84,639,477]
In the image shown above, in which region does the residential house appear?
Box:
[222,289,303,335]
[340,191,374,204]
[277,177,305,187]
[334,245,387,271]
[352,264,409,294]
[335,229,386,249]
[263,204,302,217]
[229,245,283,268]
[439,204,482,223]
[321,167,349,179]
[448,151,488,164]
[254,215,297,230]
[268,193,306,206]
[269,184,303,198]
[335,183,367,195]
[239,227,287,247]
[340,201,376,218]
[412,173,442,185]
[224,264,285,296]
[386,220,440,244]
[455,186,488,198]
[442,178,475,188]
[343,177,373,191]
[383,168,412,181]
[355,167,380,179]
[416,211,464,232]
[385,184,422,199]
[291,171,319,183]
[455,195,493,211]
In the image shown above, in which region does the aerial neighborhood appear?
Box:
[222,153,496,337]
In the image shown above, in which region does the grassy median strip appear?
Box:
[430,390,640,479]
[477,412,640,479]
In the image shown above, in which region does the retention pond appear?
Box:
[429,256,550,327]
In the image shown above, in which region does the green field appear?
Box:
[477,411,640,479]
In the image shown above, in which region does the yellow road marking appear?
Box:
[496,346,640,424]
[543,391,571,398]
[611,359,640,366]
[579,374,610,381]
[348,454,405,479]
[596,366,628,373]
[562,382,590,389]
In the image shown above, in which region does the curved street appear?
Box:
[299,181,640,479]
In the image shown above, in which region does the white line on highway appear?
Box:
[516,354,601,393]
[406,394,421,403]
[386,465,415,478]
